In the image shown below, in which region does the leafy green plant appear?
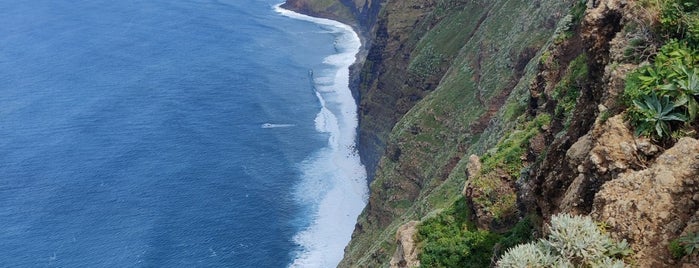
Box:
[631,93,688,138]
[678,232,699,256]
[498,216,537,252]
[658,0,699,46]
[661,65,699,120]
[416,198,502,268]
[497,214,631,268]
[624,40,699,140]
[669,239,687,259]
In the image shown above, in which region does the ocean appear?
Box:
[0,1,367,267]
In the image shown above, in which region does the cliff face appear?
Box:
[342,0,576,266]
[285,0,699,266]
[280,0,381,38]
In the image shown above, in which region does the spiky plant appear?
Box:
[631,93,688,138]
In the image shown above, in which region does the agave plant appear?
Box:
[675,66,699,120]
[679,232,699,256]
[632,93,688,138]
[661,65,699,120]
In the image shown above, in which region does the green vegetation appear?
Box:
[552,54,587,128]
[658,0,699,46]
[408,45,444,78]
[416,199,538,268]
[481,113,551,177]
[416,198,501,268]
[342,0,579,265]
[679,232,699,256]
[623,0,699,140]
[669,232,699,259]
[465,113,550,222]
[497,216,538,253]
[624,40,699,139]
[570,0,587,25]
[669,239,687,259]
[497,214,631,267]
[553,0,586,44]
[631,93,688,138]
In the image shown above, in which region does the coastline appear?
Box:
[274,4,368,268]
[278,0,368,47]
[277,0,375,180]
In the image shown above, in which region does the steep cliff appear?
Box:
[285,0,699,266]
[280,0,382,40]
[341,0,576,266]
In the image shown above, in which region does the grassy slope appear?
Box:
[341,0,575,267]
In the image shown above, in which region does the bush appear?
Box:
[417,198,502,268]
[624,40,699,139]
[497,214,631,268]
[481,113,551,177]
[498,216,537,252]
[658,0,699,46]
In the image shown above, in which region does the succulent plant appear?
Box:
[497,214,631,268]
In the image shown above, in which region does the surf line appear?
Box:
[274,3,368,268]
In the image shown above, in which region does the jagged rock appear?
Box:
[592,138,699,266]
[583,0,625,65]
[389,221,420,268]
[558,174,588,214]
[587,114,640,174]
[556,115,639,214]
[602,63,636,111]
[462,155,482,197]
[566,134,592,169]
[636,137,660,157]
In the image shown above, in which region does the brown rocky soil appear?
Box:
[593,137,699,266]
[389,221,421,268]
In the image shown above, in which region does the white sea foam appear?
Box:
[274,4,368,268]
[261,123,296,128]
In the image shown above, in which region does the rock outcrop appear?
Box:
[592,137,699,266]
[558,114,643,214]
[389,221,420,268]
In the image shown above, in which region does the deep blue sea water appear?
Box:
[0,1,366,267]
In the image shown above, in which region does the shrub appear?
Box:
[481,113,551,177]
[552,54,587,128]
[497,243,560,268]
[624,40,699,140]
[417,198,501,268]
[497,214,631,267]
[658,0,699,46]
[498,216,536,252]
[669,232,699,259]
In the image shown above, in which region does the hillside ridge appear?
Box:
[284,0,699,266]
